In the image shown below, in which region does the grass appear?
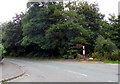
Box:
[1,79,9,83]
[6,56,120,64]
[103,60,120,63]
[76,58,102,61]
[76,58,120,64]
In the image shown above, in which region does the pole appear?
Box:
[83,45,85,57]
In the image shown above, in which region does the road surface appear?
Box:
[5,58,118,82]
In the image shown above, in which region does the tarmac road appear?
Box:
[5,58,118,82]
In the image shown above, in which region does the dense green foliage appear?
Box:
[1,2,120,60]
[2,13,24,56]
[0,43,6,61]
[0,44,6,55]
[94,35,119,60]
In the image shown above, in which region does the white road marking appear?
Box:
[63,69,88,77]
[108,80,115,82]
[46,65,88,77]
[108,64,118,66]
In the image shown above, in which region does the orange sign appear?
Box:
[76,44,83,48]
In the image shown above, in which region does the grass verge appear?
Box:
[76,58,120,64]
[6,56,120,64]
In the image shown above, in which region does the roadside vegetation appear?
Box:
[0,44,6,62]
[1,2,120,63]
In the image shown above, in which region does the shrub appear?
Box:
[94,35,118,60]
[63,54,74,59]
[92,52,99,58]
[111,49,120,61]
[0,44,6,61]
[103,52,110,60]
[0,44,6,56]
[63,49,79,59]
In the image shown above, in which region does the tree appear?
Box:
[21,3,64,57]
[99,15,120,49]
[3,1,119,60]
[22,3,51,47]
[66,2,105,53]
[68,2,104,31]
[22,2,104,57]
[108,15,120,49]
[45,11,91,56]
[2,13,24,56]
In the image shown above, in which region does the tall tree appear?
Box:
[2,13,24,56]
[66,2,105,53]
[108,15,120,49]
[22,3,51,47]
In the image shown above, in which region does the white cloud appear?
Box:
[0,0,27,23]
[0,0,119,23]
[85,0,119,20]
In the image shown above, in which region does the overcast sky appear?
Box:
[0,0,119,23]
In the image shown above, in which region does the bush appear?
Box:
[63,49,79,59]
[111,49,120,61]
[0,44,6,55]
[0,44,6,61]
[94,35,118,60]
[103,52,110,60]
[92,52,99,58]
[63,55,74,59]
